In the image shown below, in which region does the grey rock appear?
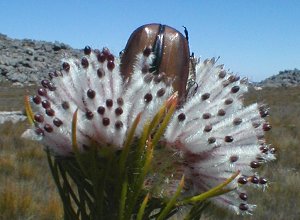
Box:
[258,68,300,87]
[0,33,81,85]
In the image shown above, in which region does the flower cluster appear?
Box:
[24,45,275,215]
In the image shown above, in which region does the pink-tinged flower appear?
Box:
[23,45,275,215]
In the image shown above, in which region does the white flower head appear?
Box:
[25,45,276,215]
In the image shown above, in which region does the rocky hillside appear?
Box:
[0,33,81,84]
[258,69,300,87]
[1,33,299,87]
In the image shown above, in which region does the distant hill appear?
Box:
[0,33,80,84]
[0,33,299,87]
[258,69,300,87]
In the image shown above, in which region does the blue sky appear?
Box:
[0,0,299,82]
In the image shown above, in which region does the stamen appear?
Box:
[106,99,113,108]
[46,108,55,117]
[97,106,105,115]
[218,109,226,116]
[157,88,166,97]
[87,89,96,99]
[97,68,105,78]
[224,136,234,142]
[33,95,41,104]
[53,118,63,127]
[42,100,51,109]
[44,124,53,133]
[202,113,211,119]
[62,62,70,72]
[103,117,110,126]
[144,93,153,103]
[84,46,92,55]
[34,114,44,123]
[81,57,89,68]
[38,88,47,96]
[62,101,70,110]
[177,113,186,121]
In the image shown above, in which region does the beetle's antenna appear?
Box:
[182,26,189,42]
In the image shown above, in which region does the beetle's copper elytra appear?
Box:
[120,23,190,104]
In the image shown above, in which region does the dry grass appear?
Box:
[0,83,299,219]
[0,120,63,219]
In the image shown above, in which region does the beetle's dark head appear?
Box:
[120,23,190,105]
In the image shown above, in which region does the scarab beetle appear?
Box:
[120,23,191,104]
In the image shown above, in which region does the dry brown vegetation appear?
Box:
[0,83,299,219]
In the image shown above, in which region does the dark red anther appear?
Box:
[117,98,124,106]
[38,87,47,96]
[250,161,260,168]
[107,54,115,61]
[260,145,269,153]
[106,99,113,108]
[46,108,55,117]
[42,100,51,109]
[144,93,153,103]
[62,62,70,72]
[81,57,89,68]
[250,176,259,184]
[259,107,269,118]
[204,125,212,132]
[239,193,248,201]
[97,52,106,63]
[41,79,50,88]
[269,146,276,154]
[218,109,226,116]
[238,176,248,184]
[102,47,110,57]
[208,137,216,144]
[53,118,63,127]
[102,117,110,126]
[87,89,96,99]
[84,46,92,55]
[120,24,190,105]
[239,203,248,211]
[107,60,115,70]
[115,107,123,116]
[202,113,211,119]
[34,114,44,123]
[33,95,41,104]
[218,70,226,78]
[177,113,186,121]
[231,85,240,93]
[97,106,105,115]
[224,98,233,105]
[229,155,239,163]
[156,88,166,97]
[233,118,242,125]
[224,135,234,142]
[97,68,105,78]
[44,124,53,133]
[86,110,94,120]
[35,127,44,136]
[115,121,123,129]
[48,82,56,91]
[201,93,210,101]
[259,177,268,185]
[263,123,272,131]
[62,101,70,110]
[48,72,56,79]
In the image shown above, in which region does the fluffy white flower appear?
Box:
[25,46,275,215]
[165,58,276,214]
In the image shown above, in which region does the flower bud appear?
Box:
[120,23,190,104]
